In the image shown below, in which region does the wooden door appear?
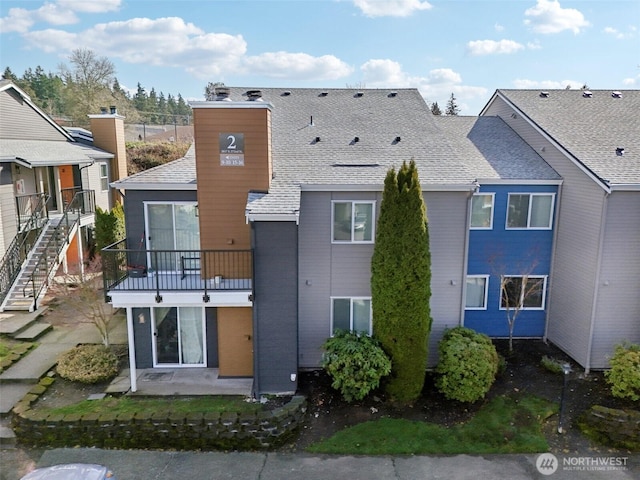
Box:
[217,307,253,377]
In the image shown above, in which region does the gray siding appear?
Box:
[484,97,606,368]
[0,90,66,141]
[591,192,640,368]
[424,191,468,365]
[298,190,467,369]
[0,163,17,257]
[84,161,111,211]
[253,221,298,394]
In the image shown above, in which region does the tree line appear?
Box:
[2,48,192,128]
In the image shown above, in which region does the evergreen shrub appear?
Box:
[321,330,391,402]
[436,327,499,403]
[605,343,640,401]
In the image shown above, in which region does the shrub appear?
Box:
[605,343,640,401]
[321,330,392,402]
[435,327,499,403]
[540,355,566,375]
[56,345,119,384]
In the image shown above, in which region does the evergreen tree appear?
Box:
[430,101,442,115]
[445,93,460,116]
[371,160,432,403]
[2,66,18,82]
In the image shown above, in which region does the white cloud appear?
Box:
[512,79,583,89]
[494,23,505,32]
[359,59,486,113]
[0,0,121,33]
[22,16,352,82]
[241,52,353,80]
[603,26,637,40]
[622,75,639,86]
[466,39,525,56]
[354,0,432,18]
[524,0,590,34]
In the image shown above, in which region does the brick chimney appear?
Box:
[88,106,127,206]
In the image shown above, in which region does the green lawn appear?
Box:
[40,395,263,416]
[307,394,556,455]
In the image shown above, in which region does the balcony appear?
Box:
[101,240,253,305]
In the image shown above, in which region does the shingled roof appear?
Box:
[490,89,640,187]
[115,87,562,216]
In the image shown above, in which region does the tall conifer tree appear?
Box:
[371,160,432,403]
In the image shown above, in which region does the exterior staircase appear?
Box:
[0,218,76,312]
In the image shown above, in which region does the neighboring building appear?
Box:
[481,89,640,371]
[0,79,125,311]
[104,87,561,396]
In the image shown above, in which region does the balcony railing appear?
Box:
[102,239,253,302]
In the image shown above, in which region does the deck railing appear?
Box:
[101,239,253,302]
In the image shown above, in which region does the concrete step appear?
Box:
[0,422,17,449]
[13,322,52,341]
[0,308,48,335]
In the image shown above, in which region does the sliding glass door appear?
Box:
[145,203,199,272]
[153,307,205,366]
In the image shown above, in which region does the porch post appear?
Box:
[126,307,138,392]
[76,228,85,279]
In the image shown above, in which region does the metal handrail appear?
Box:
[0,194,49,305]
[22,190,94,309]
[101,239,253,303]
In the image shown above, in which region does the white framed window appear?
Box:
[331,297,372,335]
[332,201,375,243]
[465,275,489,310]
[506,193,554,229]
[470,193,494,229]
[500,275,547,310]
[99,163,109,191]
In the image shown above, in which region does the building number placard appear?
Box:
[219,133,245,166]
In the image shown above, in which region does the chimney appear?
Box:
[88,108,127,207]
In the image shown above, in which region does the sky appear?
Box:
[1,0,639,114]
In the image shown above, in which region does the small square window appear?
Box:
[465,275,489,309]
[507,193,554,229]
[500,276,547,310]
[332,201,375,243]
[331,297,372,335]
[470,194,494,229]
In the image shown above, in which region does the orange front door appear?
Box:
[217,307,253,377]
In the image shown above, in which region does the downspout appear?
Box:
[126,307,138,392]
[459,184,478,325]
[544,182,563,343]
[585,192,609,374]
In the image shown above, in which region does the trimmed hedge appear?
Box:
[605,343,640,401]
[435,327,499,403]
[56,345,118,384]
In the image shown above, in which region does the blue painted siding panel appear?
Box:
[465,184,557,337]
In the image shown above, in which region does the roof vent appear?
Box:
[319,91,328,97]
[616,147,625,156]
[282,91,291,96]
[582,90,593,98]
[313,136,321,143]
[246,89,263,101]
[109,106,117,115]
[352,136,360,144]
[100,106,108,114]
[539,91,549,98]
[388,91,398,97]
[394,136,401,143]
[215,87,231,101]
[612,91,623,98]
[355,92,364,97]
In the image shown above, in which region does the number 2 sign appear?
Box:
[219,133,245,166]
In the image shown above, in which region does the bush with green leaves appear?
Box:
[56,344,119,384]
[435,327,499,403]
[321,330,392,402]
[605,343,640,401]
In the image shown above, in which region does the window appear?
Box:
[99,163,109,191]
[500,276,547,310]
[470,194,494,229]
[465,275,489,309]
[332,201,375,242]
[331,298,372,335]
[506,193,554,229]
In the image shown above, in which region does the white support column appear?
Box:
[126,307,138,392]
